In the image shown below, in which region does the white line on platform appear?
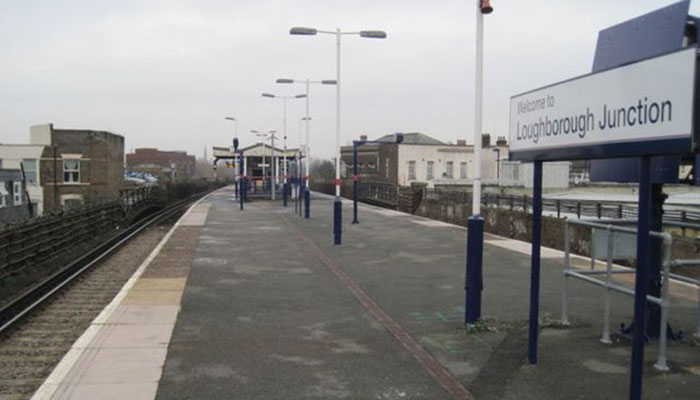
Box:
[30,191,216,400]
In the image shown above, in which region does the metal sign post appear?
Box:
[528,161,542,363]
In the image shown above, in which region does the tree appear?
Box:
[310,158,335,181]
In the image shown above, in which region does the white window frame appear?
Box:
[460,162,467,179]
[23,159,37,186]
[408,161,416,180]
[0,182,7,208]
[446,161,454,179]
[63,159,81,183]
[13,181,22,205]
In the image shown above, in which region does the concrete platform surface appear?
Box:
[37,186,700,399]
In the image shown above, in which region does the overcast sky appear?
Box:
[1,0,698,159]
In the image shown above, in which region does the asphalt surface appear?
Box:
[155,187,700,399]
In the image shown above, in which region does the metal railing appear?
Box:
[421,188,700,224]
[561,219,700,371]
[357,182,399,206]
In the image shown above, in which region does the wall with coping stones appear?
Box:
[414,198,700,269]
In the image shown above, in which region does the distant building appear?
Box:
[340,132,509,188]
[0,123,125,215]
[0,168,31,224]
[126,148,196,182]
[498,161,571,189]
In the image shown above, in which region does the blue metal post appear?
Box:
[528,160,543,364]
[352,141,359,224]
[283,182,288,207]
[465,215,484,324]
[630,156,652,400]
[334,197,342,245]
[304,185,311,219]
[239,178,245,210]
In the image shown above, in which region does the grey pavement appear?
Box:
[156,187,700,399]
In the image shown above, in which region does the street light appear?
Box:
[276,77,337,219]
[466,0,494,327]
[290,26,387,245]
[262,92,307,207]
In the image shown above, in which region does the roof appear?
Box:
[375,132,445,145]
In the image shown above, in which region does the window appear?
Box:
[0,182,7,208]
[408,161,416,180]
[427,161,434,180]
[23,159,37,185]
[385,159,390,178]
[13,181,22,205]
[445,161,454,179]
[460,162,467,179]
[63,160,80,183]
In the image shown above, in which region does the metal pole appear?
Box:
[283,99,288,207]
[561,219,570,325]
[296,119,301,215]
[465,0,486,324]
[654,234,672,371]
[234,151,239,200]
[629,155,652,400]
[239,151,245,210]
[271,135,276,200]
[305,80,312,219]
[333,28,342,245]
[528,160,543,364]
[473,4,483,217]
[601,225,614,344]
[352,141,359,224]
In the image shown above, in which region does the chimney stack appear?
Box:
[456,139,467,146]
[481,133,491,147]
[496,136,507,146]
[360,135,368,141]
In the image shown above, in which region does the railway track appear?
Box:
[0,194,204,399]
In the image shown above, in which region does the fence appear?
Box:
[561,219,700,371]
[0,181,222,279]
[423,187,700,225]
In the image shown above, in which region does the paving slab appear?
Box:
[155,187,700,399]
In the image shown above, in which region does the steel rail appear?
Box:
[0,192,206,334]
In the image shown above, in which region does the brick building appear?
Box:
[31,124,125,212]
[126,148,196,182]
[1,124,125,214]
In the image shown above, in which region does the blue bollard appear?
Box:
[239,179,245,210]
[465,215,484,324]
[283,182,288,207]
[304,187,311,219]
[333,197,342,245]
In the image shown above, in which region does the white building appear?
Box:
[0,144,45,215]
[341,133,509,188]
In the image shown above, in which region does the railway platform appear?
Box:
[32,186,700,399]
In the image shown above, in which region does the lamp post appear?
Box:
[466,0,493,326]
[290,26,387,245]
[225,117,239,199]
[262,92,306,207]
[276,78,337,219]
